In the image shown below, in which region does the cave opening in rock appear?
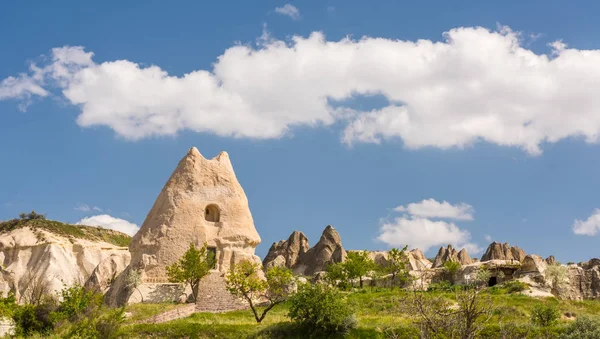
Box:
[488,276,498,287]
[204,204,220,222]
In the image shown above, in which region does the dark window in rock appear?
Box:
[205,204,220,222]
[488,276,498,287]
[207,247,217,269]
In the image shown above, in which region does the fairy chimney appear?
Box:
[106,147,261,306]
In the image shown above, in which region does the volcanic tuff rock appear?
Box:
[480,242,527,262]
[263,225,346,276]
[263,231,309,269]
[432,245,474,268]
[0,226,130,302]
[361,249,432,272]
[106,147,261,306]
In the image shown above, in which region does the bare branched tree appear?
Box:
[19,271,52,305]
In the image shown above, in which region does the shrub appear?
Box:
[503,280,529,293]
[288,282,356,335]
[563,315,600,339]
[427,281,460,292]
[531,304,561,327]
[545,264,568,295]
[13,304,54,337]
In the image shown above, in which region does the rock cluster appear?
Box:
[263,231,309,270]
[480,242,527,262]
[262,225,346,275]
[432,245,474,268]
[106,147,261,306]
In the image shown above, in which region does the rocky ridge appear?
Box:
[0,219,131,302]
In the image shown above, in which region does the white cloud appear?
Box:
[377,217,481,253]
[394,198,474,220]
[275,4,300,20]
[573,209,600,236]
[76,214,139,236]
[7,26,600,154]
[74,203,102,213]
[74,203,91,212]
[484,234,492,242]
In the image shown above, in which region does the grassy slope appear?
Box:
[0,218,131,247]
[119,287,600,339]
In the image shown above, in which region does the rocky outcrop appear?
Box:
[0,226,129,302]
[545,256,557,265]
[263,225,346,276]
[480,242,526,262]
[557,259,600,300]
[362,249,432,272]
[85,253,131,292]
[296,225,346,276]
[106,147,261,307]
[263,231,309,269]
[407,249,432,271]
[432,245,473,268]
[457,249,474,265]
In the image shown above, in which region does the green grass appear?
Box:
[118,287,600,338]
[0,218,131,247]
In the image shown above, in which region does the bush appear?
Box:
[531,304,561,327]
[13,304,54,337]
[288,283,356,335]
[503,280,529,293]
[563,315,600,339]
[427,281,461,292]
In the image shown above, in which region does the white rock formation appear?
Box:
[106,147,261,307]
[0,227,130,302]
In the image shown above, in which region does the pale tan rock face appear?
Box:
[106,147,261,306]
[0,227,129,302]
[129,147,261,280]
[480,242,526,262]
[431,245,473,268]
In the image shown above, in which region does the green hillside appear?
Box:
[0,216,131,247]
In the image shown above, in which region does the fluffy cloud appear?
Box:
[378,198,480,253]
[275,4,300,20]
[394,198,474,220]
[6,26,600,154]
[572,209,600,236]
[377,217,480,253]
[484,234,493,242]
[77,214,139,236]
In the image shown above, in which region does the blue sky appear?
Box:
[2,1,600,262]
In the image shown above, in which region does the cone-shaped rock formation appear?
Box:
[480,242,526,262]
[106,147,261,306]
[263,225,346,275]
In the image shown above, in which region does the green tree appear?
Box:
[443,261,461,284]
[225,261,294,323]
[345,251,375,288]
[381,246,409,289]
[474,267,491,288]
[166,242,214,302]
[325,262,350,290]
[545,263,568,296]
